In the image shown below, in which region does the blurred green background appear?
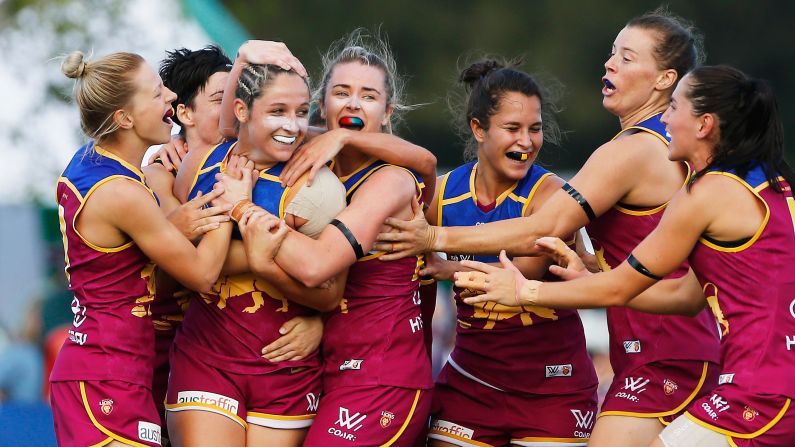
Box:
[216,0,794,170]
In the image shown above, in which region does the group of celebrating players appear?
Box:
[51,6,794,447]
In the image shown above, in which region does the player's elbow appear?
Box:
[295,264,328,289]
[605,283,637,307]
[314,297,341,313]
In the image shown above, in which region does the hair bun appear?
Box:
[62,51,88,79]
[459,60,504,87]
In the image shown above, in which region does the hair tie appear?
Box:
[76,61,87,77]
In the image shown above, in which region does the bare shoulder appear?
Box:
[589,131,665,168]
[525,172,565,215]
[367,164,417,190]
[92,176,156,208]
[142,163,174,191]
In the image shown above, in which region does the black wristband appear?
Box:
[562,183,597,222]
[330,219,365,259]
[627,253,663,280]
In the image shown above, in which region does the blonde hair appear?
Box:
[61,51,145,141]
[315,28,416,134]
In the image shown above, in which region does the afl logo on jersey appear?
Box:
[623,340,642,354]
[339,359,363,371]
[545,364,573,378]
[99,399,114,415]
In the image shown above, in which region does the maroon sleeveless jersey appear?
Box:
[173,141,319,374]
[321,160,433,391]
[689,168,795,397]
[51,143,157,387]
[439,162,597,394]
[585,116,720,375]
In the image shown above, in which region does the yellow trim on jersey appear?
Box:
[511,436,588,444]
[786,196,795,234]
[468,162,518,208]
[697,172,770,252]
[246,411,315,420]
[428,429,493,447]
[336,156,379,182]
[521,172,553,216]
[258,171,281,183]
[727,437,740,447]
[94,146,145,180]
[599,362,710,419]
[684,399,791,439]
[79,382,153,447]
[358,251,386,262]
[59,176,84,201]
[614,162,690,216]
[188,141,230,194]
[344,162,388,199]
[72,175,156,253]
[436,171,452,226]
[610,112,668,147]
[165,401,247,428]
[87,437,114,447]
[379,389,422,447]
[441,192,473,206]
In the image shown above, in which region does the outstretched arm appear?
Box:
[455,180,716,312]
[374,134,654,258]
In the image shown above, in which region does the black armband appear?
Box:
[627,253,663,280]
[562,183,597,222]
[330,219,365,259]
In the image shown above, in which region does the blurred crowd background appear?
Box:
[0,0,791,445]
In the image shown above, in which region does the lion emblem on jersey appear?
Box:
[470,301,558,329]
[663,379,678,395]
[743,406,758,422]
[703,283,729,337]
[99,398,114,415]
[131,263,156,318]
[380,411,395,428]
[204,274,288,314]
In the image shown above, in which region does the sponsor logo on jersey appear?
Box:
[623,377,649,393]
[623,340,641,354]
[99,399,114,415]
[786,335,795,351]
[328,407,366,442]
[68,329,87,345]
[380,411,395,428]
[176,391,239,414]
[663,379,678,395]
[306,393,320,412]
[138,421,161,445]
[718,373,735,385]
[339,359,363,371]
[545,364,573,378]
[701,393,731,420]
[570,409,595,430]
[430,419,475,439]
[615,376,649,403]
[743,406,759,422]
[71,297,87,327]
